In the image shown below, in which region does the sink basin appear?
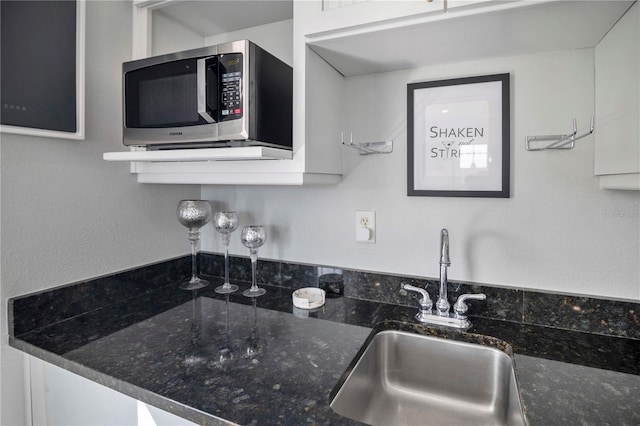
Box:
[330,330,526,426]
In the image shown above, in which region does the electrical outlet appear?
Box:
[355,211,375,243]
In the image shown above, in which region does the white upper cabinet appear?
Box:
[304,0,634,76]
[112,0,636,186]
[298,0,444,35]
[445,0,494,10]
[594,2,640,190]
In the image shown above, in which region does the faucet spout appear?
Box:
[440,229,450,266]
[436,229,450,316]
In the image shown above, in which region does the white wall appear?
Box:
[204,19,293,67]
[152,10,205,56]
[202,48,640,302]
[0,2,199,424]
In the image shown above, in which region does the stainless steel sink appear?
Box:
[330,330,526,426]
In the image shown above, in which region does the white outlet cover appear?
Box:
[355,211,375,243]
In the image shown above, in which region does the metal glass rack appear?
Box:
[341,132,393,155]
[525,118,595,151]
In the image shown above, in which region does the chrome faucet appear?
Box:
[436,229,450,316]
[400,228,486,329]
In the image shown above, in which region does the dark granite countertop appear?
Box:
[9,272,640,425]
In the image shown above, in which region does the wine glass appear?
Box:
[213,212,239,294]
[177,200,212,290]
[241,225,266,297]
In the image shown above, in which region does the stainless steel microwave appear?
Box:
[122,40,292,150]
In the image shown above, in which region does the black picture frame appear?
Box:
[0,0,85,140]
[407,73,510,198]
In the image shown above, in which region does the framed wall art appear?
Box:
[0,0,85,140]
[407,73,510,198]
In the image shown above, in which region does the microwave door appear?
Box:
[197,57,217,124]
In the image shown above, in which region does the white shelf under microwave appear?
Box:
[103,146,293,162]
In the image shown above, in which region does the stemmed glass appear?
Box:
[213,212,239,294]
[241,225,266,297]
[177,200,212,290]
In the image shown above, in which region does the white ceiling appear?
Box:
[156,0,293,37]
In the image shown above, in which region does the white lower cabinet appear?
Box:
[28,356,196,426]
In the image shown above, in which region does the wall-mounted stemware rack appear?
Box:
[526,117,595,151]
[341,132,393,155]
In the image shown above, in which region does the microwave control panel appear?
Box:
[219,53,243,121]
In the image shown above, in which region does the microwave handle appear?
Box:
[197,58,216,123]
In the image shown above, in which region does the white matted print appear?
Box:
[407,74,510,198]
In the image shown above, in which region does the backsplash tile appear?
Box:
[11,253,638,341]
[10,256,191,336]
[524,292,640,340]
[234,257,276,286]
[342,270,425,305]
[200,252,223,277]
[449,283,524,323]
[200,252,638,340]
[281,262,317,289]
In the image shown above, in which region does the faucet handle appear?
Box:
[400,283,432,310]
[453,293,486,319]
[401,283,433,323]
[399,285,408,297]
